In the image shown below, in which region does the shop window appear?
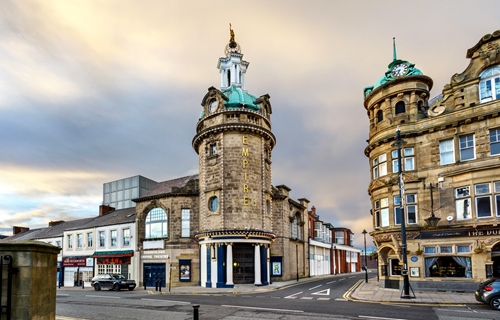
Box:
[145,208,168,239]
[372,154,387,179]
[425,256,472,278]
[424,246,436,254]
[490,128,500,156]
[440,139,454,165]
[459,134,475,161]
[455,186,472,220]
[440,246,453,253]
[390,259,401,276]
[479,65,500,103]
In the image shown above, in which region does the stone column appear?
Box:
[254,244,262,285]
[226,243,234,286]
[200,244,207,287]
[266,246,271,285]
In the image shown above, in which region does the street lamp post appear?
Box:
[362,229,368,283]
[391,127,412,299]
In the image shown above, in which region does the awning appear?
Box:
[92,250,134,258]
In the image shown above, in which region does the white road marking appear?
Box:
[85,295,120,299]
[335,298,347,301]
[56,317,88,320]
[141,298,190,304]
[56,294,69,296]
[311,289,330,296]
[317,298,330,301]
[358,315,408,320]
[349,276,355,278]
[326,280,337,284]
[309,285,322,290]
[339,278,345,281]
[222,305,303,313]
[284,291,303,299]
[300,297,313,300]
[380,303,410,308]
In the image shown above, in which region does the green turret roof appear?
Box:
[222,86,259,110]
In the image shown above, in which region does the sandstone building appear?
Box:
[364,30,500,291]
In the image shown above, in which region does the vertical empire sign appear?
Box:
[242,135,250,206]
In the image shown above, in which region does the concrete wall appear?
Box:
[0,241,60,320]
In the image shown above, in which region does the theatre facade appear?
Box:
[364,30,500,291]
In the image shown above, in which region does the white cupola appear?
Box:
[217,24,249,91]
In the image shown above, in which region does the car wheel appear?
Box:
[113,284,120,291]
[490,296,500,310]
[94,283,100,291]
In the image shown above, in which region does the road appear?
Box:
[56,274,499,320]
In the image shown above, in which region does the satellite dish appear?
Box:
[446,216,454,222]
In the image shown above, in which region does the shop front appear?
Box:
[92,250,135,280]
[62,256,93,287]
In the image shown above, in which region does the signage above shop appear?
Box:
[62,257,87,267]
[418,226,500,239]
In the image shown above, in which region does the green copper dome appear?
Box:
[364,59,423,99]
[222,86,259,110]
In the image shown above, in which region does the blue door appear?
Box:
[143,263,166,288]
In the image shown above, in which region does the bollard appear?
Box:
[155,280,158,292]
[192,305,200,320]
[82,281,84,289]
[159,282,161,293]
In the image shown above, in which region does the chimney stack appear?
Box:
[13,226,29,235]
[49,220,65,227]
[99,204,115,216]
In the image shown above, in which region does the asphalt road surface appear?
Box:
[56,274,500,320]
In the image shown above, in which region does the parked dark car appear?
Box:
[91,274,136,291]
[475,278,500,310]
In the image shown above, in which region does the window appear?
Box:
[99,231,105,247]
[457,245,470,253]
[459,135,475,161]
[181,209,190,237]
[145,208,168,239]
[440,139,454,165]
[455,186,471,220]
[372,154,387,179]
[392,148,415,172]
[97,264,121,275]
[56,241,61,247]
[209,143,217,156]
[67,235,73,249]
[87,233,93,248]
[425,256,472,278]
[394,194,417,224]
[375,198,389,228]
[440,246,453,253]
[376,110,383,123]
[424,246,436,254]
[395,101,405,115]
[479,65,500,103]
[123,229,130,246]
[111,230,117,247]
[77,234,83,248]
[490,128,500,156]
[335,231,344,244]
[475,183,492,218]
[406,194,417,224]
[208,197,218,212]
[390,259,401,276]
[292,214,300,239]
[495,182,500,216]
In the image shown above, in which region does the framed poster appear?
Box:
[272,262,282,276]
[179,259,191,282]
[410,267,420,277]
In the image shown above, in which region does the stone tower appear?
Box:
[192,26,276,287]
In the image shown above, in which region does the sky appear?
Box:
[1,0,500,249]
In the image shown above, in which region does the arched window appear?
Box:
[227,70,231,87]
[376,110,383,123]
[291,213,301,239]
[395,101,405,115]
[479,65,500,103]
[145,208,168,239]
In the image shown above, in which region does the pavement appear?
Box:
[60,270,480,306]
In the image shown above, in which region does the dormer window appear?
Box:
[479,65,500,103]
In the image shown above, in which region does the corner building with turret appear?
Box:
[365,30,500,292]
